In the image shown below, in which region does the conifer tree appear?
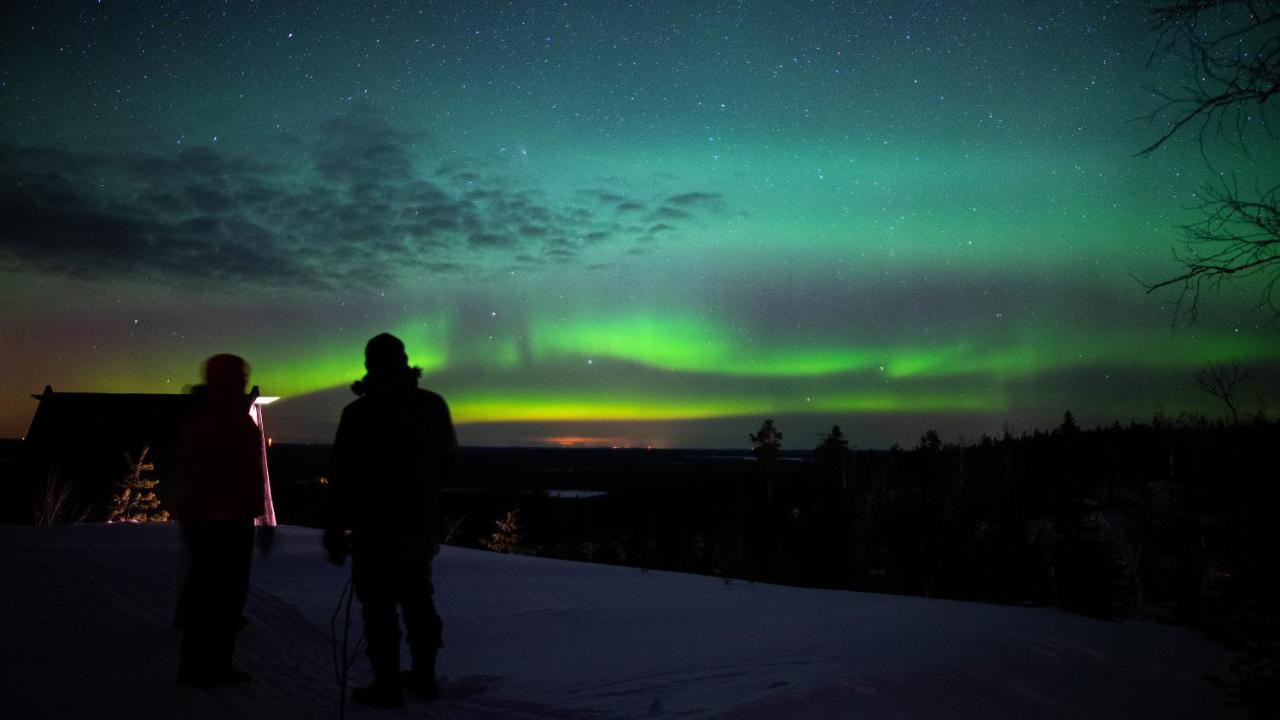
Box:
[108,447,170,523]
[816,424,850,458]
[917,429,942,452]
[1059,411,1080,436]
[750,419,782,463]
[816,424,852,490]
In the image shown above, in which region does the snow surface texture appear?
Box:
[0,524,1241,719]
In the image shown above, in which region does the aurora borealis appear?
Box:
[2,1,1277,447]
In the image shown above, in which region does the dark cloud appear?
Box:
[578,189,627,204]
[652,206,692,221]
[423,262,465,273]
[667,192,726,211]
[0,112,730,288]
[312,112,406,172]
[468,232,517,249]
[0,157,320,286]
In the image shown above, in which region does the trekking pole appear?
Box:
[330,570,366,720]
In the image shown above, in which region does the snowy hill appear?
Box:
[0,524,1242,719]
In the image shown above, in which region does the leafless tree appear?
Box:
[1138,1,1280,321]
[1197,359,1251,423]
[1145,180,1280,320]
[32,468,81,526]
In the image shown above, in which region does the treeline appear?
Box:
[464,416,1277,622]
[447,415,1279,712]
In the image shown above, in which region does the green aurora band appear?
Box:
[1,1,1277,446]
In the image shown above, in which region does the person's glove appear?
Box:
[323,528,350,566]
[256,524,276,558]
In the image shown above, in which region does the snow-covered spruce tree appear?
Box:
[480,509,524,553]
[108,447,170,523]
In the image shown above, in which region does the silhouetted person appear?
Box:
[176,354,268,687]
[325,333,457,708]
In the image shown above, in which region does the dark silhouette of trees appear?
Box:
[1138,1,1280,320]
[423,417,1279,715]
[1197,359,1251,423]
[749,419,782,463]
[917,429,942,452]
[819,420,849,448]
[815,425,851,490]
[816,424,849,455]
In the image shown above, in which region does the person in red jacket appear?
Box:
[176,354,266,687]
[325,333,457,708]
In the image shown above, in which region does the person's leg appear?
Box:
[181,522,247,683]
[178,522,212,679]
[400,552,442,699]
[352,549,405,707]
[180,522,254,686]
[209,523,254,678]
[226,522,254,620]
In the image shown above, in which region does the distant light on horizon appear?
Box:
[544,436,637,449]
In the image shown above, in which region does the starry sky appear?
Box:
[2,1,1277,448]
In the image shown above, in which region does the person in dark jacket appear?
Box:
[176,354,267,687]
[325,333,458,708]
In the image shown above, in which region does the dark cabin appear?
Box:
[8,386,275,524]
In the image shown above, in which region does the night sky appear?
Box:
[2,1,1277,448]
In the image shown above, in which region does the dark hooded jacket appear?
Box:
[328,370,457,546]
[178,385,265,524]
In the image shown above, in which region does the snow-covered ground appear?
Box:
[0,524,1242,719]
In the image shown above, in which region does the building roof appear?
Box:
[6,386,273,524]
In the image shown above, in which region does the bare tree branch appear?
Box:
[1138,1,1280,157]
[1196,359,1251,423]
[1138,1,1280,321]
[1141,181,1280,320]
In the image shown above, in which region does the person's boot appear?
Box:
[178,633,251,688]
[352,656,405,709]
[178,662,251,688]
[402,643,439,699]
[401,664,438,700]
[404,617,442,699]
[351,679,405,709]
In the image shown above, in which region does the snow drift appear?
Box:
[0,524,1241,719]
